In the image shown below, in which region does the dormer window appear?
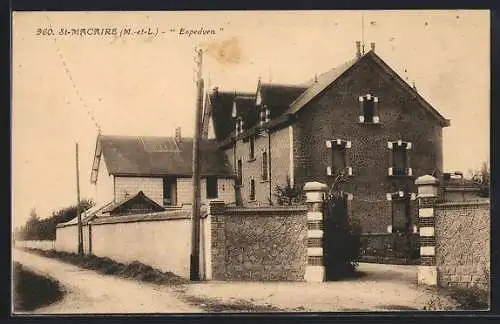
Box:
[358,94,379,124]
[388,140,412,176]
[326,139,353,177]
[260,104,270,126]
[235,117,244,136]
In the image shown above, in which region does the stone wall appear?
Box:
[434,201,490,289]
[15,240,56,251]
[210,204,308,281]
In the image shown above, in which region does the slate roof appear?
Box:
[208,90,255,142]
[210,50,450,145]
[259,83,308,118]
[98,135,234,177]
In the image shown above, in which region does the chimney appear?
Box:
[355,41,361,58]
[174,127,181,144]
[370,42,376,52]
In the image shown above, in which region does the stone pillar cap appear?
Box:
[415,175,439,185]
[303,181,328,192]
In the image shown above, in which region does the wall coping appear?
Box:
[360,232,419,237]
[223,206,308,215]
[435,200,490,208]
[89,212,193,225]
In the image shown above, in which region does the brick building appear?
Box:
[203,44,450,259]
[89,131,235,210]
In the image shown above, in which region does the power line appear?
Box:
[45,15,102,134]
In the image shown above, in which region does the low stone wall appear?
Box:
[209,204,308,281]
[435,201,490,289]
[15,240,56,251]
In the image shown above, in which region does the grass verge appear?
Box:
[19,247,188,285]
[13,262,64,312]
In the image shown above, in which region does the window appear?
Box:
[326,139,353,177]
[388,140,412,176]
[249,137,255,160]
[249,179,256,201]
[260,105,270,125]
[237,158,243,186]
[206,176,218,199]
[387,191,414,233]
[163,177,176,206]
[358,94,379,123]
[261,151,269,181]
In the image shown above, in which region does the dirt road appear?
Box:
[13,249,201,314]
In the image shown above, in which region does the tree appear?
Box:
[274,176,305,205]
[16,199,95,241]
[468,161,490,197]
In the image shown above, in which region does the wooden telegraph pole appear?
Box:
[190,48,204,281]
[76,143,84,255]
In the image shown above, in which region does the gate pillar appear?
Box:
[415,175,439,286]
[303,181,328,282]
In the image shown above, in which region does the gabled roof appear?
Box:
[287,51,450,127]
[92,135,234,179]
[101,191,165,215]
[208,90,256,142]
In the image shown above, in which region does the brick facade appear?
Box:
[115,176,235,207]
[210,206,308,281]
[292,57,443,235]
[114,176,164,206]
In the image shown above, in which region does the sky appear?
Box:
[12,10,490,227]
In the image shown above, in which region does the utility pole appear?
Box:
[190,47,204,281]
[75,143,84,255]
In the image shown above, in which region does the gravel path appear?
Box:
[183,263,458,312]
[13,249,457,313]
[13,249,201,314]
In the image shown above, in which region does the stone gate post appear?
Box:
[303,181,328,282]
[415,175,440,286]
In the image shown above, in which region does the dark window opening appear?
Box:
[237,159,242,186]
[163,177,176,206]
[262,151,268,181]
[249,137,255,159]
[206,176,218,199]
[332,146,346,175]
[363,98,375,122]
[392,146,408,176]
[392,198,410,233]
[250,179,255,201]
